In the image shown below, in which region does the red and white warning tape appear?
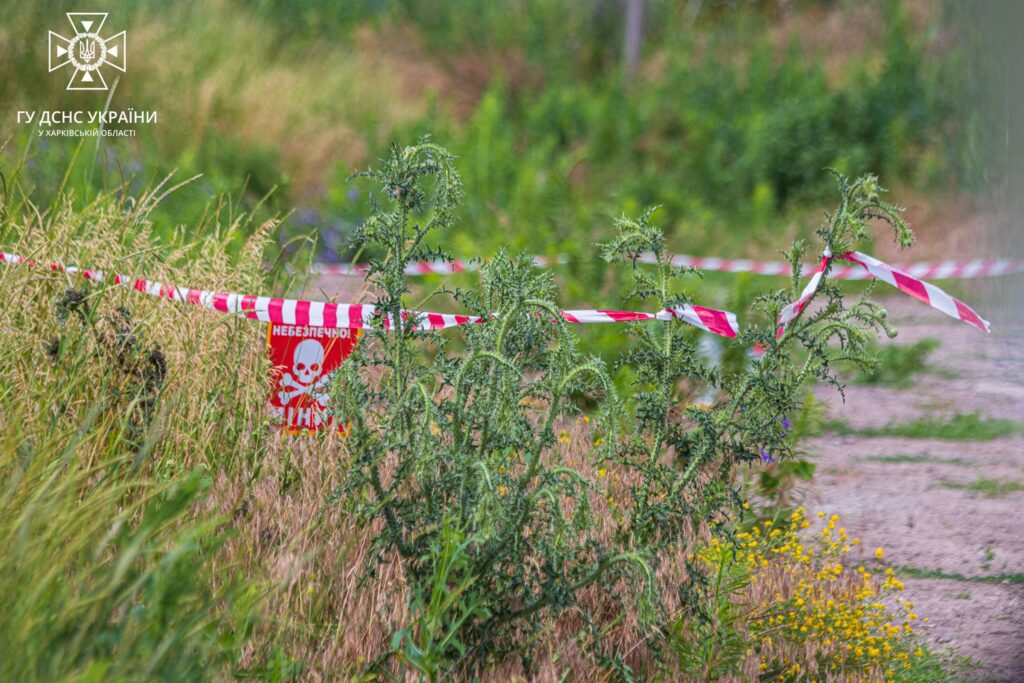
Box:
[0,252,739,337]
[0,252,484,330]
[776,249,832,337]
[559,305,738,338]
[1,246,990,338]
[775,249,991,337]
[310,246,995,337]
[312,253,1024,280]
[665,254,1023,280]
[842,251,990,332]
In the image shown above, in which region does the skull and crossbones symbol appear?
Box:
[278,339,330,407]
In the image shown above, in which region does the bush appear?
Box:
[329,140,926,678]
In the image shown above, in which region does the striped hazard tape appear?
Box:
[1,247,990,338]
[312,253,1024,280]
[775,249,990,338]
[0,252,739,337]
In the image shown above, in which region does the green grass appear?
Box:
[982,548,995,571]
[865,453,972,465]
[939,478,1024,498]
[825,412,1023,441]
[898,566,1024,585]
[852,337,941,387]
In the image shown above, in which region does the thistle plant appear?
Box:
[596,172,908,643]
[331,141,910,679]
[333,140,641,678]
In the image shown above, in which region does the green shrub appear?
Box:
[315,2,942,270]
[330,140,914,678]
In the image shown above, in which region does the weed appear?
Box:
[329,141,925,677]
[865,454,971,465]
[897,566,1024,585]
[48,289,168,451]
[679,509,953,681]
[826,412,1023,441]
[939,478,1024,498]
[0,140,959,678]
[0,179,278,680]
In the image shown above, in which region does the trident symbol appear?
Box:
[79,39,96,63]
[48,13,127,91]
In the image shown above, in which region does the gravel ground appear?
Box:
[808,297,1024,682]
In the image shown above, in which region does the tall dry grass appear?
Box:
[212,419,695,681]
[0,182,278,680]
[214,417,927,681]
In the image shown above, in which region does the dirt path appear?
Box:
[807,297,1024,681]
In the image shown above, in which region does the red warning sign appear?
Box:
[266,324,360,433]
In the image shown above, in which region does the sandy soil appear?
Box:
[807,297,1024,682]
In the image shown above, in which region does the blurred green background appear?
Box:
[0,0,1013,306]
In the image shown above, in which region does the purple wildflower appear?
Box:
[759,446,775,464]
[781,416,791,433]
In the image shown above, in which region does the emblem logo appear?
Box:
[48,12,126,91]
